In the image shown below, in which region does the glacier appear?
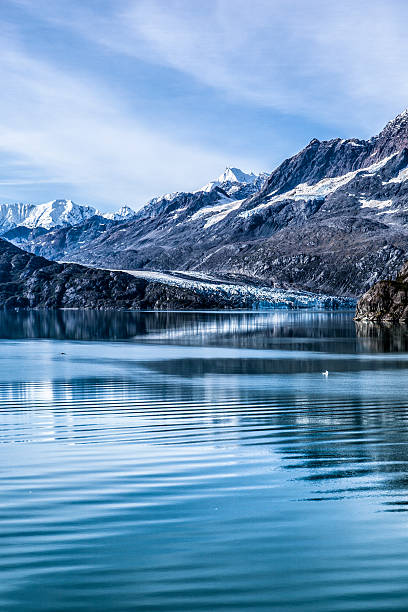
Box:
[122,270,355,310]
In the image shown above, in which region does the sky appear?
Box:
[1,0,408,211]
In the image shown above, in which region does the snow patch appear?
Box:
[188,198,243,228]
[103,205,136,221]
[204,200,243,228]
[383,166,408,184]
[239,153,398,219]
[359,198,393,210]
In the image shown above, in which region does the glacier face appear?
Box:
[123,269,355,310]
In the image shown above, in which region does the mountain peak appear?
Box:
[199,167,267,193]
[22,199,98,230]
[378,108,408,137]
[103,205,136,221]
[217,167,258,184]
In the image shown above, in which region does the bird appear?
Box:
[322,370,329,377]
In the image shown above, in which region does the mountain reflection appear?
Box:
[2,309,408,354]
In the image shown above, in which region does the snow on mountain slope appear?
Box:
[359,198,393,210]
[0,203,36,233]
[189,198,245,228]
[0,200,136,236]
[22,199,98,230]
[238,153,398,219]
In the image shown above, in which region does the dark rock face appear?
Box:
[0,239,256,310]
[8,215,119,260]
[2,226,49,245]
[355,262,408,321]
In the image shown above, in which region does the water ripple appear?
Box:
[2,311,408,611]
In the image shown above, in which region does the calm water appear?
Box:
[2,310,408,611]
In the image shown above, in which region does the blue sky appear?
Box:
[1,0,408,211]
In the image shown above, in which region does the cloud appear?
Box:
[10,0,408,130]
[3,0,408,208]
[0,28,260,209]
[35,0,404,132]
[118,0,408,130]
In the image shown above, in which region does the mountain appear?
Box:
[5,109,408,299]
[13,167,266,261]
[20,199,97,230]
[40,110,408,298]
[4,215,120,259]
[0,199,137,242]
[0,202,36,234]
[0,239,352,310]
[103,205,136,221]
[199,167,268,193]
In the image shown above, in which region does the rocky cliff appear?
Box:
[355,261,408,321]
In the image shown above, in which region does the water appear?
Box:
[2,310,408,611]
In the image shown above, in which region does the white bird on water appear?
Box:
[322,370,329,377]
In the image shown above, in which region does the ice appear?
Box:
[121,269,355,310]
[189,198,244,228]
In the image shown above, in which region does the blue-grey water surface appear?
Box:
[2,310,408,611]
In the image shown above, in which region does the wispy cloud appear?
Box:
[10,0,408,129]
[2,0,408,208]
[120,0,408,129]
[0,25,260,208]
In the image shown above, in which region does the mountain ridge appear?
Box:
[0,199,137,236]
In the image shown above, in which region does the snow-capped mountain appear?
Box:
[103,205,136,221]
[199,167,268,193]
[0,199,136,238]
[28,107,408,298]
[133,167,265,223]
[22,199,98,230]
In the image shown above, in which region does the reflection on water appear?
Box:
[2,311,408,611]
[355,320,408,352]
[3,308,408,353]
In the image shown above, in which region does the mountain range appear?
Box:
[0,200,135,236]
[3,109,408,299]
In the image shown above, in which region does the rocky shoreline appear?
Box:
[355,262,408,322]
